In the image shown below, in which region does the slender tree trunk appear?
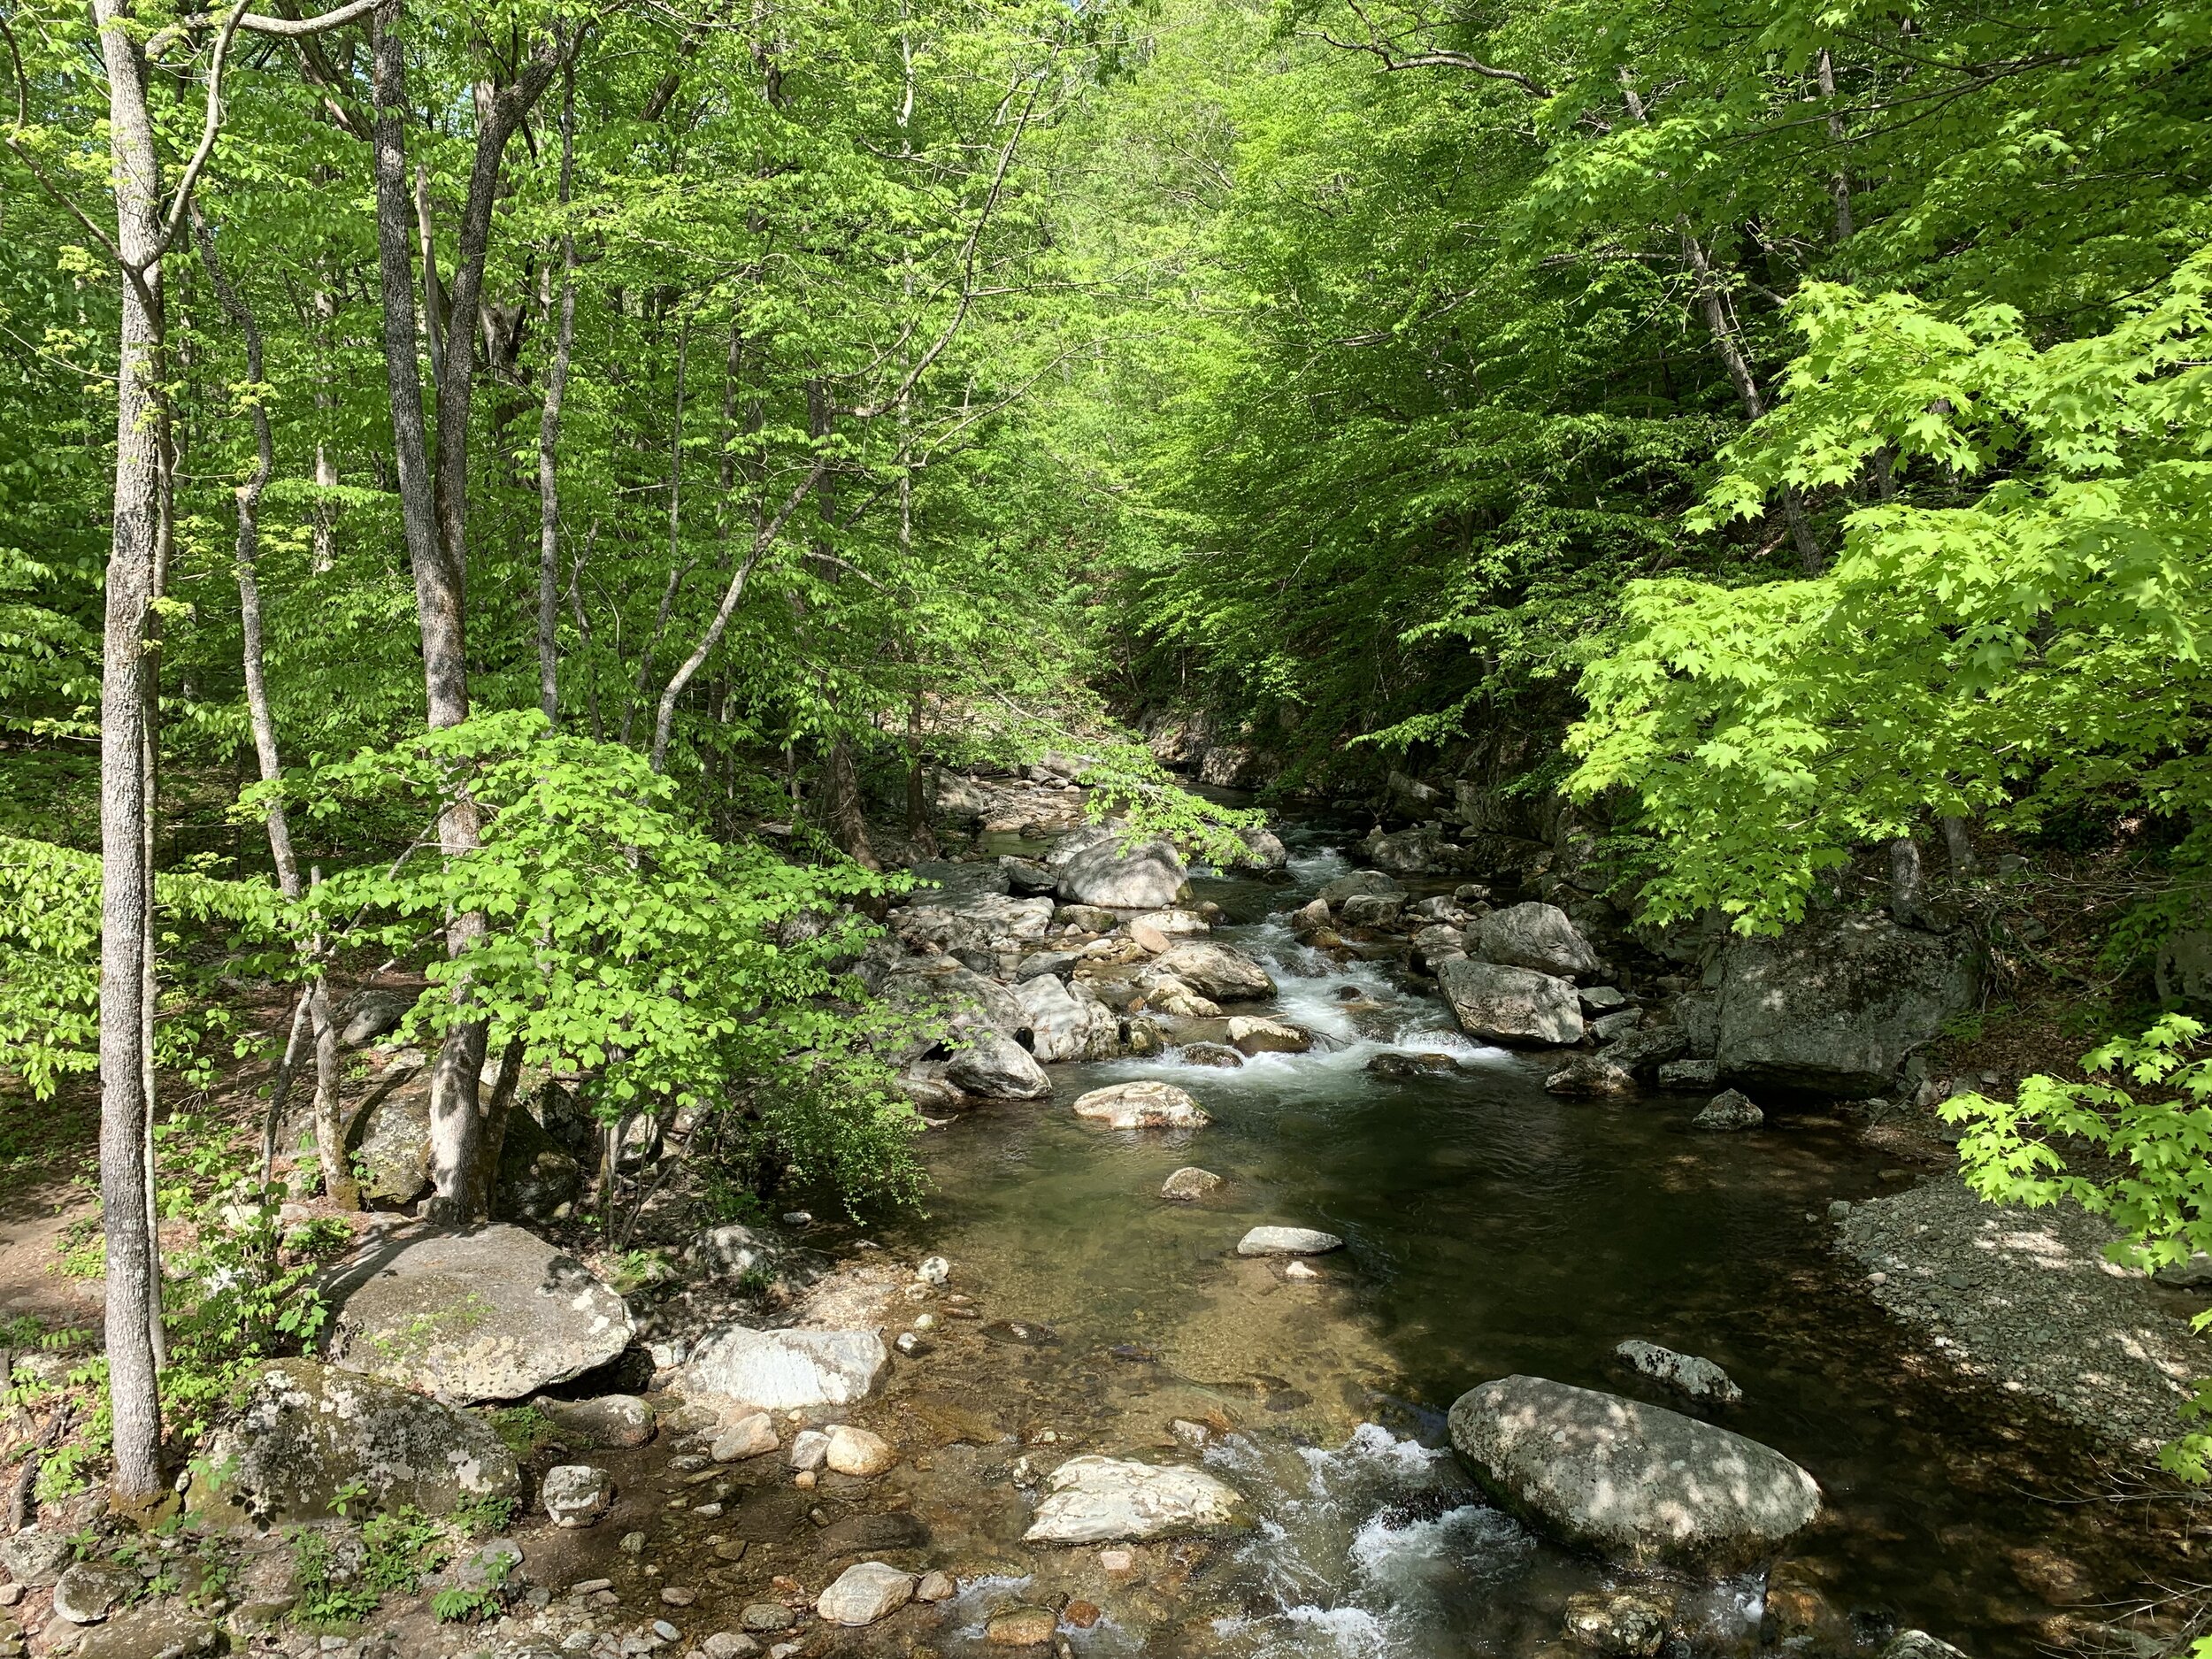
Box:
[195,208,353,1209]
[1816,49,1852,242]
[1940,815,1974,877]
[92,0,167,1504]
[1889,836,1925,926]
[536,63,578,727]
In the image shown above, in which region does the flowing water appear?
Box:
[874,828,2168,1658]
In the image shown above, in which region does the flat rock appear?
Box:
[1438,958,1584,1046]
[1365,1051,1459,1078]
[711,1411,780,1462]
[1022,1455,1247,1544]
[72,1604,222,1658]
[1073,1080,1210,1130]
[1161,1166,1222,1201]
[816,1561,915,1626]
[51,1562,139,1624]
[987,1605,1059,1646]
[190,1357,520,1525]
[1237,1226,1343,1256]
[1152,942,1276,1003]
[323,1224,633,1403]
[1178,1041,1244,1068]
[1448,1375,1819,1573]
[1613,1340,1743,1407]
[685,1326,888,1409]
[817,1510,931,1555]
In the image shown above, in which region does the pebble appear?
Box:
[918,1256,951,1286]
[916,1570,957,1602]
[781,1211,812,1226]
[655,1621,681,1641]
[794,1470,817,1489]
[1283,1260,1320,1280]
[895,1332,933,1356]
[572,1579,615,1596]
[1099,1548,1134,1574]
[663,1588,698,1607]
[620,1532,648,1555]
[714,1541,749,1563]
[692,1502,724,1517]
[913,1312,938,1330]
[741,1604,795,1632]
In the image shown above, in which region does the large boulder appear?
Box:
[1367,826,1447,876]
[1447,1375,1819,1573]
[1014,974,1122,1064]
[1437,959,1584,1046]
[1053,827,1188,910]
[684,1325,888,1409]
[339,987,417,1048]
[1318,871,1402,906]
[323,1225,634,1403]
[1712,915,1981,1096]
[1470,902,1602,980]
[349,1074,433,1208]
[945,1029,1053,1100]
[1022,1456,1247,1544]
[190,1358,521,1525]
[1153,942,1276,1003]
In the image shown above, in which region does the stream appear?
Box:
[865,826,2156,1658]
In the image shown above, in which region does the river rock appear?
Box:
[1545,1056,1636,1098]
[1287,897,1332,936]
[1141,972,1220,1018]
[1590,1009,1643,1044]
[987,1606,1059,1646]
[1412,923,1470,969]
[190,1358,520,1525]
[693,1223,778,1279]
[1021,1455,1247,1543]
[1366,1051,1460,1078]
[1179,1041,1244,1067]
[1694,1089,1763,1131]
[1712,915,1981,1097]
[1880,1633,1971,1659]
[1153,942,1276,1002]
[323,1224,634,1402]
[50,1563,139,1624]
[1014,974,1122,1064]
[1438,958,1584,1046]
[1656,1056,1717,1089]
[685,1326,888,1409]
[1563,1588,1675,1657]
[816,1561,915,1626]
[542,1463,614,1528]
[825,1425,896,1477]
[1055,828,1188,910]
[72,1605,223,1659]
[1073,1080,1211,1129]
[1607,1025,1690,1079]
[711,1411,780,1462]
[538,1394,656,1448]
[1230,826,1290,871]
[1447,1375,1820,1572]
[1339,892,1404,927]
[1613,1340,1743,1407]
[339,986,416,1047]
[1238,1226,1343,1256]
[1470,902,1602,980]
[1161,1166,1222,1200]
[1369,826,1446,875]
[1579,985,1630,1014]
[1319,871,1402,905]
[1001,856,1058,895]
[908,859,1010,904]
[787,1428,831,1471]
[1227,1015,1310,1055]
[0,1529,72,1587]
[945,1030,1053,1100]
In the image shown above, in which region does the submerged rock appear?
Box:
[1694,1089,1763,1131]
[685,1326,888,1409]
[1022,1455,1247,1543]
[1237,1225,1343,1256]
[1161,1166,1223,1200]
[1447,1375,1819,1573]
[1179,1041,1245,1068]
[1612,1340,1743,1407]
[322,1224,633,1403]
[190,1358,520,1525]
[1880,1633,1972,1659]
[1563,1587,1676,1657]
[1545,1055,1636,1098]
[1073,1080,1211,1129]
[1438,958,1584,1046]
[1365,1051,1460,1078]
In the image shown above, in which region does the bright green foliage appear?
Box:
[1946,1018,2212,1479]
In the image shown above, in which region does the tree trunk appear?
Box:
[1940,815,1975,877]
[1816,49,1852,242]
[1888,836,1925,926]
[92,0,167,1504]
[536,63,578,727]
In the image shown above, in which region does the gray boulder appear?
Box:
[1656,1056,1717,1089]
[945,1029,1053,1100]
[349,1074,433,1208]
[323,1225,634,1403]
[1339,892,1404,927]
[685,1325,887,1409]
[1448,1375,1819,1573]
[1438,958,1584,1046]
[541,1463,614,1528]
[339,986,417,1048]
[1054,827,1188,910]
[1545,1056,1636,1098]
[816,1561,916,1627]
[1073,1080,1210,1129]
[1694,1089,1763,1131]
[1368,826,1446,875]
[495,1105,583,1224]
[1022,1456,1246,1544]
[1014,973,1122,1064]
[1471,902,1602,980]
[1229,827,1291,872]
[536,1394,655,1448]
[1319,870,1403,906]
[1153,941,1276,1002]
[190,1358,520,1525]
[0,1528,71,1586]
[50,1562,140,1625]
[1712,915,1981,1096]
[1608,1025,1690,1079]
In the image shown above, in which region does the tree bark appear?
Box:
[1940,815,1975,877]
[536,61,578,727]
[1889,836,1925,926]
[91,0,167,1504]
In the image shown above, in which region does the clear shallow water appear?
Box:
[879,827,2163,1657]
